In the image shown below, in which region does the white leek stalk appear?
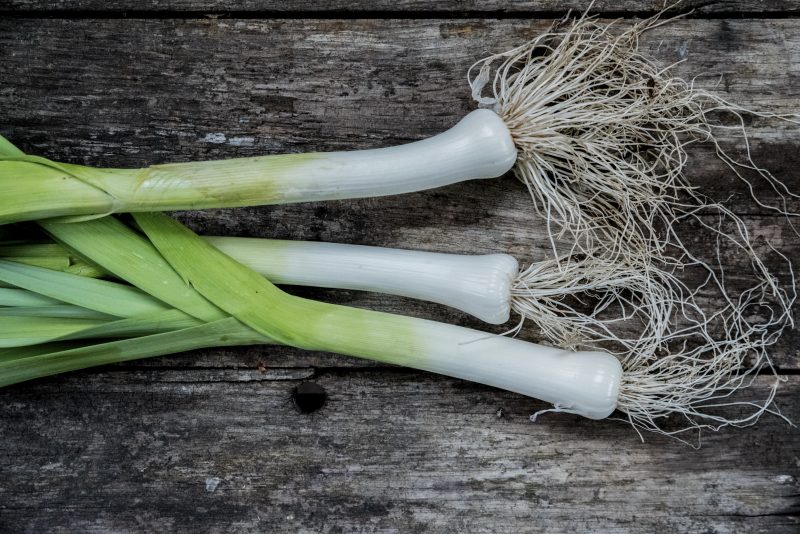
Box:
[198,236,794,443]
[205,237,520,325]
[2,10,794,249]
[0,235,668,356]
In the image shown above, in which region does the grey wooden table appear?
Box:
[1,1,799,532]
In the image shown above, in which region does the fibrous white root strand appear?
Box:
[474,9,797,441]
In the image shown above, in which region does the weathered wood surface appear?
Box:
[1,9,799,534]
[3,0,800,15]
[1,372,798,533]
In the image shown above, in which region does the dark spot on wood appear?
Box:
[250,94,296,114]
[292,381,326,413]
[439,22,486,39]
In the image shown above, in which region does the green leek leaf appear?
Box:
[0,318,268,387]
[0,316,109,348]
[41,217,225,322]
[0,260,167,318]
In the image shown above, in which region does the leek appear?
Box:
[1,224,791,438]
[0,214,623,421]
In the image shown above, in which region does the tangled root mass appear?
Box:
[471,9,798,443]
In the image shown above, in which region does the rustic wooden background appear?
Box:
[1,1,799,532]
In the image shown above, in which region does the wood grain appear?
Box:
[1,10,799,534]
[3,0,800,15]
[0,371,798,533]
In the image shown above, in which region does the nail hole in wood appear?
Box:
[293,382,327,413]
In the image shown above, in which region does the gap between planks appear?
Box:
[2,8,800,21]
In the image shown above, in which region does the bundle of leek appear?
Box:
[1,11,793,368]
[1,7,795,441]
[1,219,791,439]
[0,213,624,421]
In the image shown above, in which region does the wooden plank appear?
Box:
[1,14,798,534]
[1,18,799,214]
[3,0,800,15]
[0,371,797,532]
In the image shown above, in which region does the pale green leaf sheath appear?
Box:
[0,318,267,388]
[0,110,516,225]
[40,217,225,322]
[0,149,322,224]
[0,227,266,377]
[0,306,114,320]
[0,343,83,364]
[0,317,109,348]
[0,260,168,318]
[0,288,62,307]
[0,136,26,158]
[0,260,204,347]
[0,243,70,258]
[0,215,272,382]
[0,242,107,278]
